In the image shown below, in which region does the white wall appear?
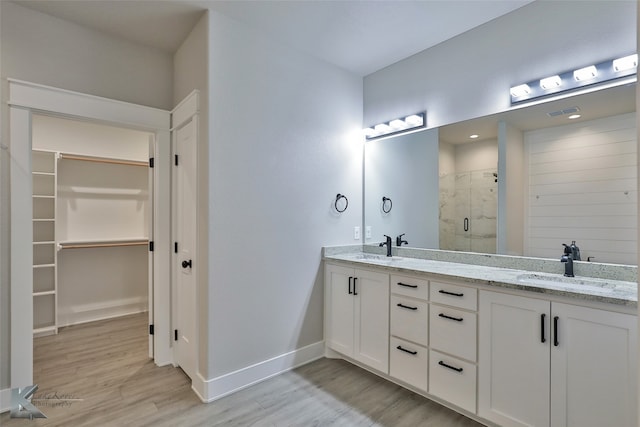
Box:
[0,1,173,110]
[525,113,637,264]
[364,1,636,129]
[208,10,363,378]
[173,12,210,379]
[365,129,440,248]
[455,139,498,172]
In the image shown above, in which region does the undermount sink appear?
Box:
[353,253,402,262]
[516,273,616,290]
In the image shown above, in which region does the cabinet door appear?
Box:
[354,268,389,373]
[479,291,550,427]
[325,264,355,356]
[551,303,637,427]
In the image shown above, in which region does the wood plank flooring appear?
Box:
[2,313,484,426]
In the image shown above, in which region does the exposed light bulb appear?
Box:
[404,115,423,127]
[510,84,531,98]
[362,127,377,138]
[389,119,408,130]
[573,65,598,81]
[613,54,638,72]
[374,123,392,134]
[540,75,562,90]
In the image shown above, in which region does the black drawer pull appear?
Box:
[438,313,463,322]
[438,289,464,297]
[396,345,417,355]
[397,303,418,311]
[348,277,353,295]
[438,360,463,373]
[353,277,358,296]
[554,316,559,347]
[541,313,546,343]
[397,282,418,289]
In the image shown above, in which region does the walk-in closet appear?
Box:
[31,114,152,336]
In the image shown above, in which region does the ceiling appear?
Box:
[13,0,534,76]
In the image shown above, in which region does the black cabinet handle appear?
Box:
[438,289,464,297]
[397,282,418,289]
[397,303,418,311]
[439,360,463,373]
[464,217,469,232]
[348,277,353,295]
[182,259,192,269]
[541,313,546,343]
[438,313,463,322]
[396,345,417,355]
[353,277,358,296]
[554,316,559,346]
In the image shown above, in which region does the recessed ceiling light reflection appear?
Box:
[469,134,479,139]
[568,114,581,119]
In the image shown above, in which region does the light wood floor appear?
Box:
[2,313,484,426]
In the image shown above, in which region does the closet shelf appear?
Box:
[33,264,55,269]
[33,195,55,199]
[33,172,55,176]
[58,238,149,250]
[33,241,55,245]
[59,153,148,167]
[33,218,55,222]
[34,290,56,297]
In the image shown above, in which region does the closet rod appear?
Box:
[59,241,148,250]
[59,153,148,167]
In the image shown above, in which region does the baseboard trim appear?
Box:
[0,388,11,413]
[192,341,324,403]
[57,298,147,327]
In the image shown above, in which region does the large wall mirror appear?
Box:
[364,82,637,265]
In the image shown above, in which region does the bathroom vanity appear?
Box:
[323,247,637,427]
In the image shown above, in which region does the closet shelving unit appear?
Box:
[32,150,58,336]
[32,150,150,334]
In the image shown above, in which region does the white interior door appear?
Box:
[174,116,197,380]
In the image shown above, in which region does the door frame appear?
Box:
[8,79,173,388]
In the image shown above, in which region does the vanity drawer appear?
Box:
[390,274,429,300]
[430,281,477,311]
[391,295,428,346]
[430,304,477,362]
[429,350,476,414]
[390,337,428,392]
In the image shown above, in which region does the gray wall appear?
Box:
[208,10,363,377]
[364,1,636,129]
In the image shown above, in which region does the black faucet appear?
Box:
[561,244,574,277]
[396,233,408,247]
[379,235,392,257]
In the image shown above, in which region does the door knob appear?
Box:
[182,259,192,269]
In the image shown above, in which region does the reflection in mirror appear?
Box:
[364,83,637,265]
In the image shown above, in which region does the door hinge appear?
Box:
[149,157,154,168]
[149,324,154,335]
[149,241,154,252]
[174,242,178,253]
[174,329,178,341]
[175,154,179,166]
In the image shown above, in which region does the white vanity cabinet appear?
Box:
[479,290,637,427]
[325,263,390,374]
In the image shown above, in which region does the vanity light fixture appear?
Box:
[510,53,637,104]
[540,75,562,90]
[363,111,426,141]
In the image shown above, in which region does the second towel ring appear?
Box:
[382,196,393,213]
[335,194,349,213]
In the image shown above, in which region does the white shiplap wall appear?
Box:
[525,112,637,265]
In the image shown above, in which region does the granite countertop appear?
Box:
[324,252,638,307]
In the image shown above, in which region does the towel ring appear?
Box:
[335,194,348,213]
[382,196,393,213]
